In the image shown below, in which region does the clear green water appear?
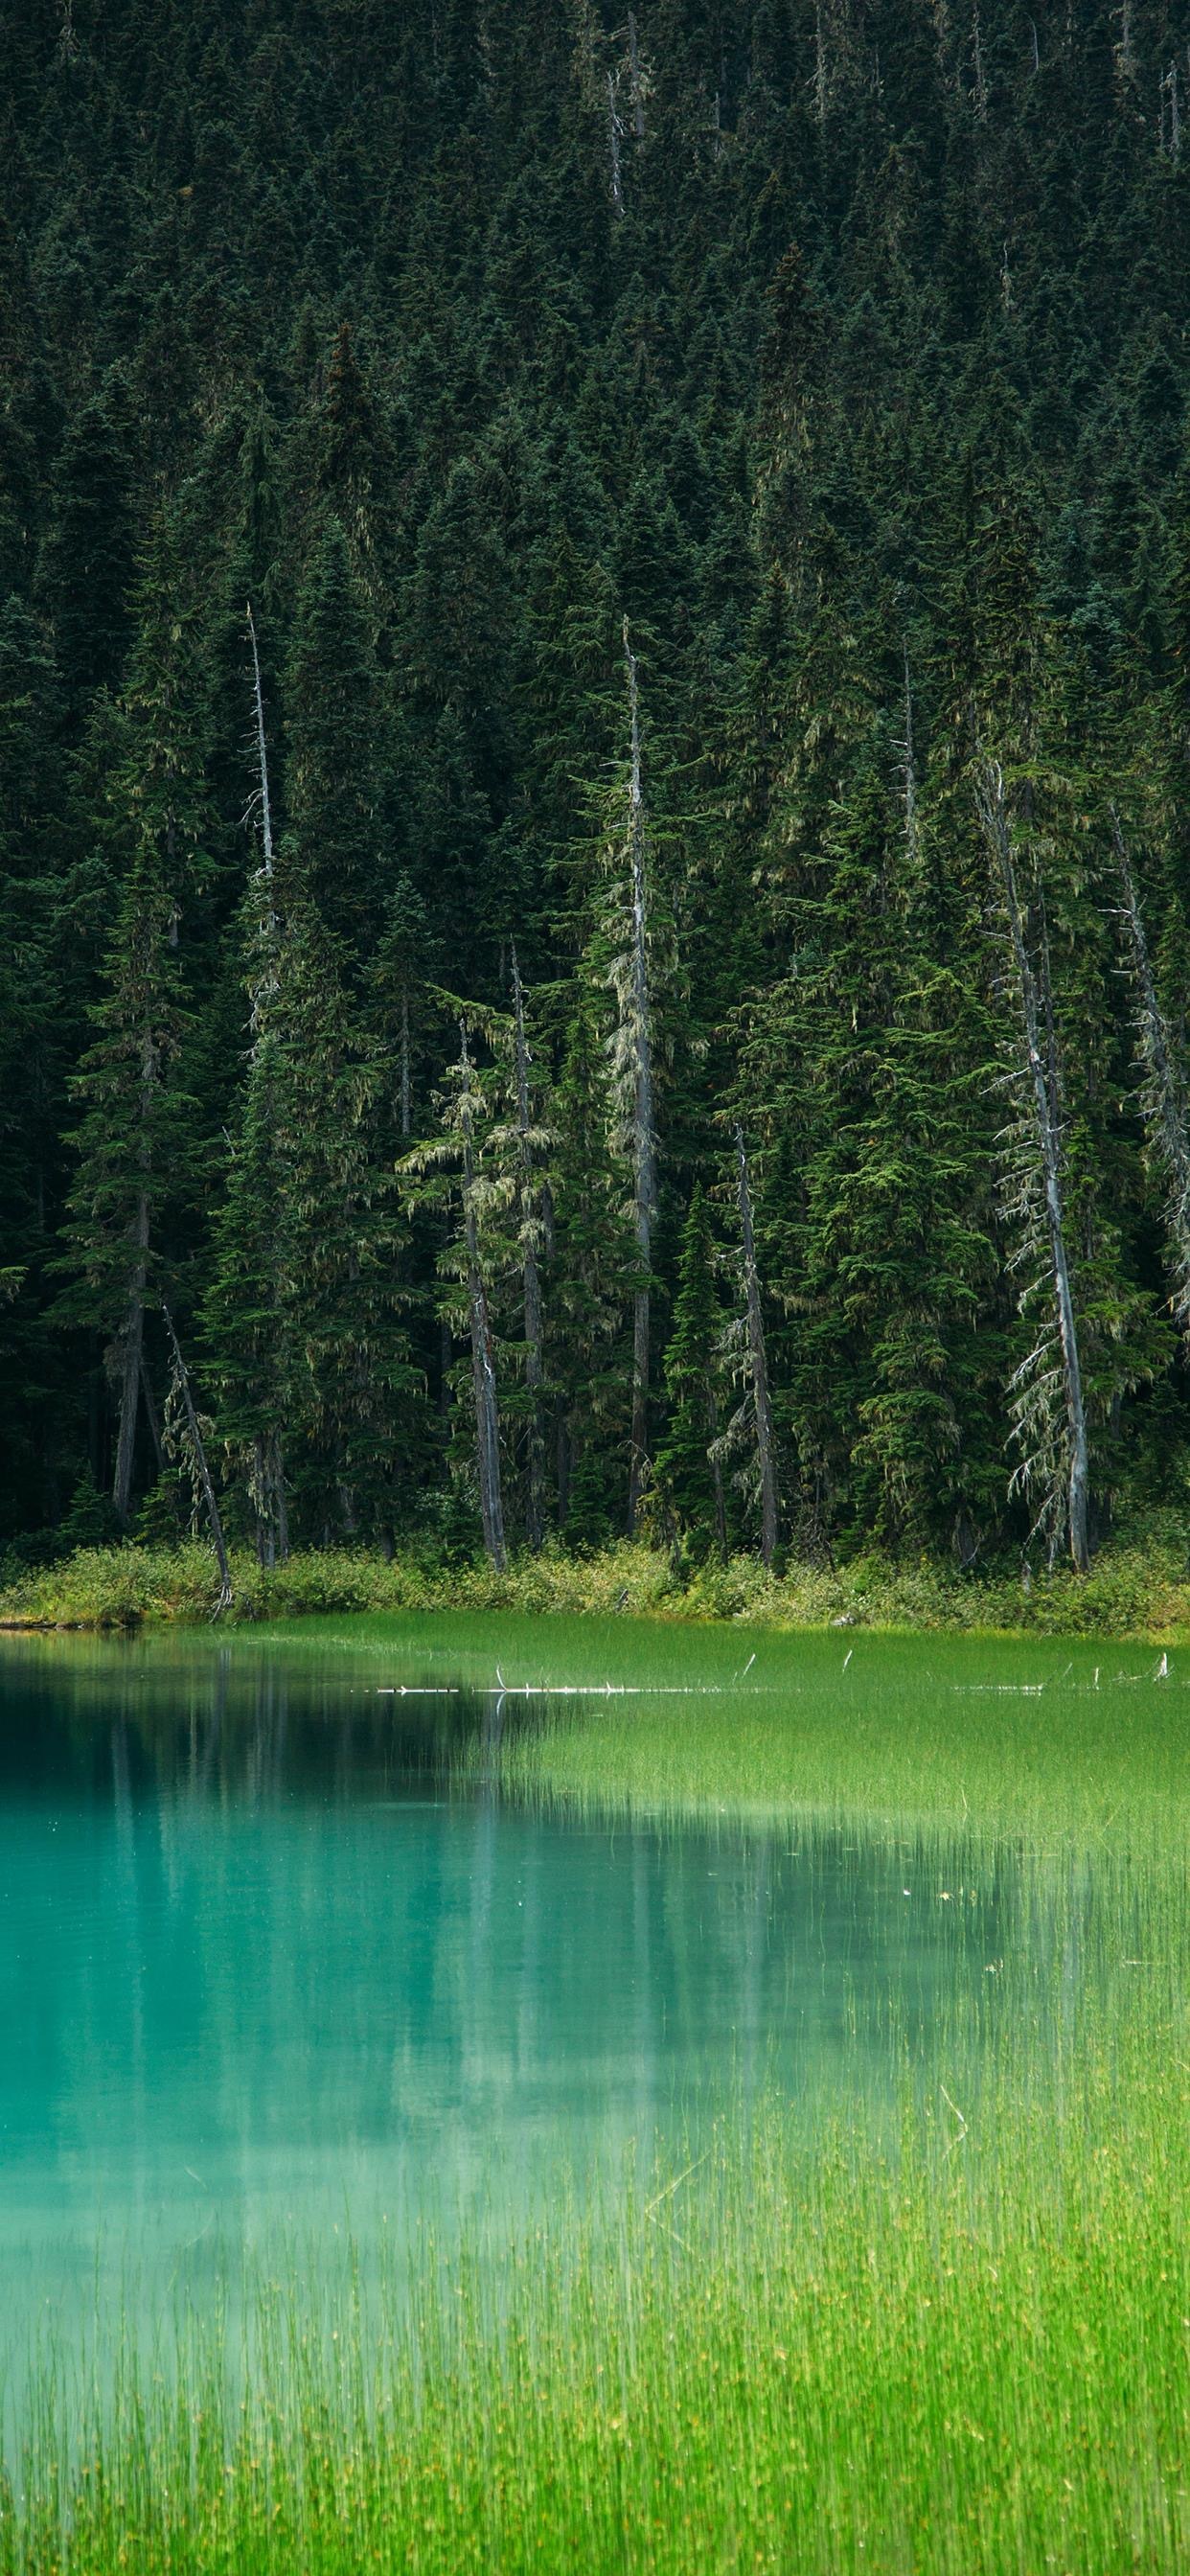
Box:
[0,1619,1181,2371]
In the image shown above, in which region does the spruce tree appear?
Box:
[57,502,207,1525]
[37,381,136,724]
[285,515,388,970]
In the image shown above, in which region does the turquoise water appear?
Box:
[0,1631,1015,2365]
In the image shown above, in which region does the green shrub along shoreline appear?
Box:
[3,1528,1190,1638]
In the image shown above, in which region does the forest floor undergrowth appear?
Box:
[3,1526,1190,1639]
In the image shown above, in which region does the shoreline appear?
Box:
[2,1531,1189,1643]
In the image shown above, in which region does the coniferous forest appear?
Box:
[6,0,1190,1583]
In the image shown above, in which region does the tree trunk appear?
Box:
[252,1428,288,1566]
[1110,808,1190,1327]
[162,1300,233,1613]
[623,619,656,1535]
[139,1351,164,1476]
[813,0,828,121]
[627,10,646,139]
[400,987,411,1138]
[254,1438,273,1568]
[902,641,921,876]
[245,604,289,1557]
[459,1026,506,1571]
[735,1125,779,1569]
[112,1184,149,1526]
[512,948,547,1549]
[247,604,275,880]
[606,72,623,213]
[273,1431,289,1561]
[978,764,1089,1573]
[709,1392,728,1560]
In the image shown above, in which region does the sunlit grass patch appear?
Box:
[11,2009,1189,2575]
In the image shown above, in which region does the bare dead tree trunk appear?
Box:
[709,1396,728,1559]
[813,0,829,120]
[627,9,646,139]
[511,947,547,1550]
[247,604,275,883]
[162,1300,233,1613]
[439,1303,453,1429]
[459,1025,507,1572]
[977,763,1089,1573]
[623,620,657,1534]
[972,0,988,115]
[244,606,288,1561]
[1110,809,1190,1327]
[902,640,921,877]
[400,988,411,1138]
[139,1350,164,1476]
[606,72,624,212]
[113,1183,149,1527]
[273,1430,289,1561]
[735,1125,779,1569]
[253,1438,272,1568]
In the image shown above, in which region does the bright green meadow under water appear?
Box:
[0,1615,1186,2572]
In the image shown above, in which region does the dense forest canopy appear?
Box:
[4,0,1190,1574]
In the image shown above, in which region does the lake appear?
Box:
[0,1617,1183,2393]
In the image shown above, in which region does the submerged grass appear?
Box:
[5,1521,1190,1636]
[457,1624,1190,1852]
[7,1609,1190,1848]
[4,1623,1188,2570]
[9,2012,1189,2575]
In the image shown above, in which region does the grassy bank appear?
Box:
[4,1522,1190,1636]
[9,2018,1188,2575]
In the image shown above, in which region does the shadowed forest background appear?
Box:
[5,0,1190,1577]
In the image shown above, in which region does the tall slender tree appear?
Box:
[58,504,206,1524]
[1111,809,1190,1334]
[595,618,658,1532]
[976,760,1090,1572]
[400,1023,507,1570]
